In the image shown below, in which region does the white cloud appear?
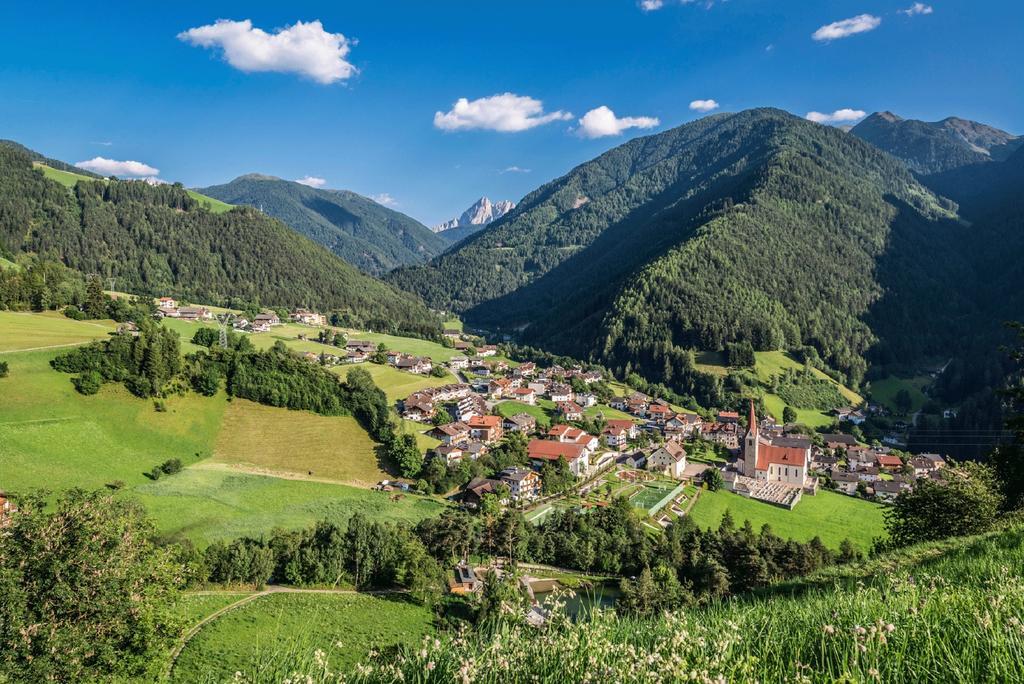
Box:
[639,0,664,10]
[805,108,867,124]
[900,3,933,16]
[295,175,327,188]
[75,157,159,177]
[501,166,532,174]
[91,141,113,146]
[689,99,720,113]
[434,93,572,133]
[372,193,397,206]
[576,106,660,139]
[812,14,882,41]
[178,19,355,84]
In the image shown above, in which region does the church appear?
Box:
[741,400,814,488]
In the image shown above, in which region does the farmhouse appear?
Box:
[429,421,471,446]
[646,401,673,425]
[178,306,213,321]
[509,386,537,404]
[648,441,688,479]
[254,312,281,327]
[549,384,574,403]
[458,477,506,508]
[290,309,326,326]
[557,401,583,422]
[433,444,465,466]
[448,355,469,370]
[394,355,432,374]
[822,433,859,450]
[156,296,177,309]
[527,439,589,478]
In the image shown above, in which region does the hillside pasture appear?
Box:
[134,467,446,545]
[687,488,886,551]
[0,310,115,352]
[209,399,386,487]
[869,375,931,415]
[332,363,454,403]
[171,592,433,684]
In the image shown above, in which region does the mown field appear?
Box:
[171,592,434,684]
[0,310,115,352]
[869,374,932,415]
[688,488,886,551]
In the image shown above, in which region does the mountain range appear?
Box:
[388,107,1022,405]
[432,197,516,244]
[850,111,1022,175]
[197,174,447,276]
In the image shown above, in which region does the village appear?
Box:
[148,297,953,527]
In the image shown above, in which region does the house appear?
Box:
[347,340,376,355]
[741,401,814,489]
[717,410,740,424]
[609,396,629,411]
[547,425,599,452]
[509,387,536,405]
[705,422,739,450]
[557,401,584,422]
[872,479,904,502]
[433,444,465,466]
[822,433,859,450]
[156,296,177,310]
[477,345,498,357]
[920,453,947,468]
[549,384,574,403]
[603,419,638,451]
[503,413,537,434]
[513,362,537,378]
[429,421,471,446]
[646,402,673,425]
[580,371,603,384]
[449,564,482,594]
[648,441,688,479]
[345,349,368,364]
[401,400,434,422]
[618,451,647,469]
[876,454,904,471]
[500,467,542,502]
[665,413,703,438]
[910,457,939,477]
[290,309,326,326]
[448,355,469,370]
[831,470,861,495]
[443,329,462,339]
[467,415,504,444]
[528,439,589,478]
[626,394,650,416]
[395,355,433,374]
[811,454,840,471]
[254,312,281,327]
[457,477,506,508]
[178,306,213,321]
[575,392,598,408]
[856,466,881,483]
[463,441,489,460]
[487,377,512,399]
[836,407,867,425]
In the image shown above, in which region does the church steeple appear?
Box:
[743,399,759,477]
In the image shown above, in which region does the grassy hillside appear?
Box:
[330,524,1024,683]
[171,592,434,684]
[0,144,441,337]
[0,314,445,545]
[198,174,447,275]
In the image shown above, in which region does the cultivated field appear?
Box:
[171,592,434,683]
[0,310,115,352]
[688,488,886,550]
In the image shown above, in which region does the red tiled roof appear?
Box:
[468,415,501,429]
[756,440,807,470]
[528,439,585,462]
[876,455,903,468]
[605,419,635,430]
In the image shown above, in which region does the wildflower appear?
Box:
[869,667,880,679]
[822,624,836,635]
[885,623,895,633]
[427,661,436,671]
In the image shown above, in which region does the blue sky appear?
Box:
[1,1,1020,226]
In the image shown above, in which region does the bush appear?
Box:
[62,305,87,320]
[159,458,183,475]
[153,399,167,412]
[72,370,102,395]
[0,360,8,378]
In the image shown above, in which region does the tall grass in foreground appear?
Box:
[220,527,1024,683]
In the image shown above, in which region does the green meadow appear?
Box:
[171,592,434,684]
[0,310,116,352]
[869,374,932,415]
[688,488,886,551]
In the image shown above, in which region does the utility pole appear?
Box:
[216,312,236,348]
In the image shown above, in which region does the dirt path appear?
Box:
[0,341,95,354]
[683,487,703,515]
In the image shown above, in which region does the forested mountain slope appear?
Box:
[390,108,974,392]
[0,144,440,336]
[198,174,446,275]
[851,111,1021,175]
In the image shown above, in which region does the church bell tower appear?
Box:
[743,399,758,477]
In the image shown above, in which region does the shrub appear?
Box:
[0,360,8,378]
[72,370,102,395]
[159,458,184,475]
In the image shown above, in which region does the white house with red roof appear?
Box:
[527,439,590,478]
[741,400,813,488]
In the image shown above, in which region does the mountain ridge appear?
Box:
[198,175,447,275]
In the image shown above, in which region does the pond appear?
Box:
[534,581,621,618]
